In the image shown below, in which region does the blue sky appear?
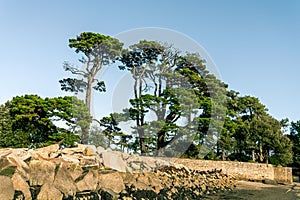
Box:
[0,0,299,122]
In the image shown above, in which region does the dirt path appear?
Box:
[203,181,300,200]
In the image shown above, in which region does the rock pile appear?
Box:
[0,144,236,199]
[119,167,235,199]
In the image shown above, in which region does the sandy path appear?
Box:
[203,181,300,200]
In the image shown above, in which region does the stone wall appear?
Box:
[274,166,293,184]
[175,159,293,184]
[0,145,237,200]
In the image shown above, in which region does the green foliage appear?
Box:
[69,32,123,59]
[180,143,200,158]
[288,120,300,166]
[213,93,293,166]
[59,32,123,144]
[0,95,90,148]
[60,32,123,95]
[118,41,214,155]
[0,31,295,168]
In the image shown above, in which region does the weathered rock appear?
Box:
[140,156,157,169]
[101,151,127,172]
[84,145,97,156]
[10,148,28,158]
[130,162,141,171]
[67,163,84,181]
[0,145,238,199]
[12,172,32,200]
[0,176,14,200]
[37,182,63,200]
[135,174,154,191]
[76,170,98,191]
[61,145,84,155]
[121,152,130,160]
[35,144,60,158]
[96,146,106,154]
[125,153,141,163]
[121,172,139,185]
[7,155,30,179]
[0,157,17,177]
[53,163,77,197]
[60,154,80,164]
[0,149,13,158]
[80,155,101,168]
[125,166,133,173]
[29,160,56,186]
[155,159,170,169]
[98,172,125,194]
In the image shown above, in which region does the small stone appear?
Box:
[130,162,141,171]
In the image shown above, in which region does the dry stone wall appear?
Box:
[0,145,236,200]
[0,144,292,199]
[175,159,293,184]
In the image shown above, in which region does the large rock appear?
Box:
[60,154,80,164]
[67,163,84,181]
[35,144,60,158]
[61,145,84,155]
[37,182,63,200]
[96,146,107,154]
[0,176,14,200]
[10,148,30,160]
[53,163,77,197]
[12,172,32,200]
[80,155,102,168]
[0,157,17,178]
[98,172,125,194]
[140,156,157,169]
[29,160,56,186]
[7,155,30,179]
[0,148,12,157]
[84,145,97,156]
[0,145,238,199]
[101,151,127,172]
[76,170,98,191]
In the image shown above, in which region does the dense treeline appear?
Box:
[0,32,298,167]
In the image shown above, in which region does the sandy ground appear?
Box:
[202,181,300,200]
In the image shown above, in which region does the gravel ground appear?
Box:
[203,181,300,200]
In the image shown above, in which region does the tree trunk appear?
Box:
[252,149,255,162]
[265,149,269,164]
[134,77,146,155]
[259,143,264,162]
[222,149,226,161]
[157,129,166,149]
[81,76,93,144]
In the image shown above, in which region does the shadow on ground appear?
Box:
[203,181,300,200]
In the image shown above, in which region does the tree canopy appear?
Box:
[59,32,123,143]
[0,95,90,148]
[0,31,297,167]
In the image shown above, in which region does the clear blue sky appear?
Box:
[0,0,299,122]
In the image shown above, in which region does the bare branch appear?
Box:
[63,62,87,76]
